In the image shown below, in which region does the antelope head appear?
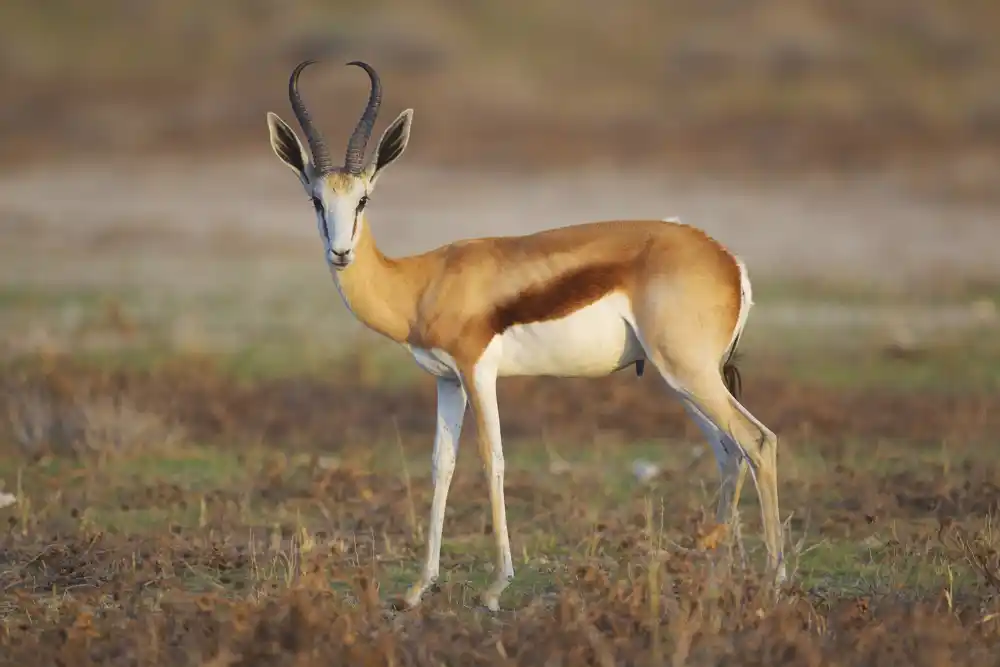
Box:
[266,60,413,270]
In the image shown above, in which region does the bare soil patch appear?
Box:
[4,152,996,662]
[2,356,1000,665]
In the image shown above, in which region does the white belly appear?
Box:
[405,293,645,380]
[495,292,643,378]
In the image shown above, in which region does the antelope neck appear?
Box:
[329,217,419,344]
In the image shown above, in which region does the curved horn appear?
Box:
[343,60,383,174]
[288,60,335,174]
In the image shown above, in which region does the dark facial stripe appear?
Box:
[352,195,368,239]
[312,197,330,244]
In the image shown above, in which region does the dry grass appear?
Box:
[1,352,1000,664]
[3,5,1000,660]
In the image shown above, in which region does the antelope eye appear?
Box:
[357,195,369,211]
[311,196,323,212]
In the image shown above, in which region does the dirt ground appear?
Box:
[1,119,1000,667]
[1,353,1000,666]
[3,3,1000,663]
[1,124,999,667]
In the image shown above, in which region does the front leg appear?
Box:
[403,376,467,609]
[463,362,514,612]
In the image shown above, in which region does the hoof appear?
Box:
[478,592,502,613]
[480,600,501,613]
[388,596,414,612]
[399,579,439,612]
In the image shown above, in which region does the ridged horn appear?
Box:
[343,60,382,174]
[288,60,335,174]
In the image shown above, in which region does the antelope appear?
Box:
[266,59,785,612]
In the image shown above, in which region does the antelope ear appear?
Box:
[368,109,412,185]
[267,112,311,184]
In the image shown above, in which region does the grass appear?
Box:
[767,341,1000,392]
[2,222,1000,663]
[2,348,1000,663]
[3,271,998,388]
[3,402,997,589]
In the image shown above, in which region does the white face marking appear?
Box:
[310,176,369,270]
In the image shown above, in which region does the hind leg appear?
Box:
[682,402,749,564]
[726,396,784,583]
[726,457,750,558]
[642,343,784,580]
[691,375,782,579]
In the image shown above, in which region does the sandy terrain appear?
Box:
[2,156,998,289]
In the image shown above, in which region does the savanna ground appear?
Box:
[3,1,1000,665]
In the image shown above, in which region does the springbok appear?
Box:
[266,59,784,612]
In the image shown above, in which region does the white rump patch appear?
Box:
[727,256,754,355]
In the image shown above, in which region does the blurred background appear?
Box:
[4,0,1000,176]
[3,6,1000,652]
[1,0,998,370]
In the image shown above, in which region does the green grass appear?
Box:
[6,432,992,606]
[3,269,997,389]
[2,273,998,612]
[3,274,999,660]
[768,342,1000,392]
[790,538,971,597]
[750,278,1000,307]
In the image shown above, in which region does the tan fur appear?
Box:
[267,69,783,611]
[335,217,742,368]
[321,171,360,193]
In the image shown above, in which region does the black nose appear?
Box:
[331,249,349,258]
